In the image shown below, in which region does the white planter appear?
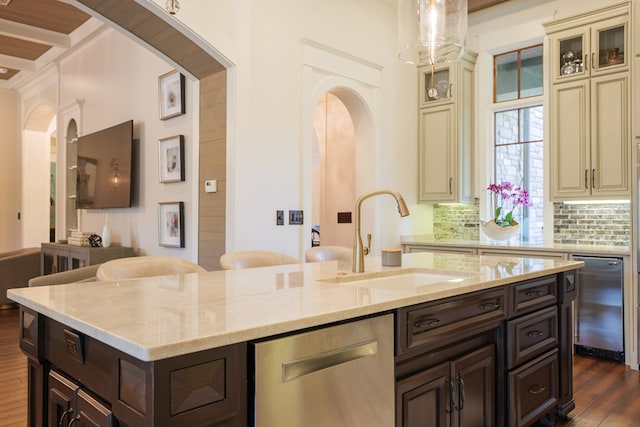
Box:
[481,220,520,241]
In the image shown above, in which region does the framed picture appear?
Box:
[158,70,185,120]
[158,202,185,248]
[159,135,185,183]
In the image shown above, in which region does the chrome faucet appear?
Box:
[353,189,410,273]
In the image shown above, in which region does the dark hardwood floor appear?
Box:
[0,307,27,427]
[1,306,639,426]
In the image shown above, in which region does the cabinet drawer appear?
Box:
[508,349,558,427]
[511,276,558,316]
[398,288,507,355]
[507,306,558,368]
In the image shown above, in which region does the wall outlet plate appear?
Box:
[289,210,303,225]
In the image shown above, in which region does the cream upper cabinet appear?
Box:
[418,52,476,203]
[547,6,629,84]
[546,3,631,201]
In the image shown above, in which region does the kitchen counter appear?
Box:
[401,235,631,256]
[8,252,582,361]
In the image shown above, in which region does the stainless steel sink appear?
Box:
[319,269,467,291]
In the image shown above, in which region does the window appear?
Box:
[493,44,544,242]
[494,45,543,102]
[494,106,544,241]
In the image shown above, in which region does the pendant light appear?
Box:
[398,0,468,65]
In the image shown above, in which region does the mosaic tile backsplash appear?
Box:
[432,201,630,246]
[553,202,630,246]
[433,201,480,240]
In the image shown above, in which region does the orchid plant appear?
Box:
[487,181,532,227]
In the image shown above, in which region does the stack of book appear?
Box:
[68,230,93,246]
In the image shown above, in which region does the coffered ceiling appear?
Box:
[0,0,91,82]
[0,0,511,86]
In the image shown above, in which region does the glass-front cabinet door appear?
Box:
[592,16,627,73]
[419,63,454,107]
[549,15,627,83]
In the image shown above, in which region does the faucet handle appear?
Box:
[364,233,372,255]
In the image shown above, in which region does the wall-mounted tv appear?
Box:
[76,120,134,209]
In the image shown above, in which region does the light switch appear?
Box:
[205,180,217,193]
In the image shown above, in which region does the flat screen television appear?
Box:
[75,120,134,209]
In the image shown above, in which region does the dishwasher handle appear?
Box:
[282,339,378,382]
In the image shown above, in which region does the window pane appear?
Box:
[495,141,544,242]
[495,110,518,145]
[519,106,543,142]
[494,106,544,243]
[495,52,518,102]
[520,46,543,98]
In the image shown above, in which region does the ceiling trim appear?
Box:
[0,17,70,48]
[0,52,35,71]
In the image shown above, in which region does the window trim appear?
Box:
[493,43,543,103]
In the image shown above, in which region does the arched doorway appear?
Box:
[22,104,56,247]
[311,93,356,248]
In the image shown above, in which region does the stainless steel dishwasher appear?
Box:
[573,255,624,362]
[252,314,394,426]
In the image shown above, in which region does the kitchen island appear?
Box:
[8,252,582,426]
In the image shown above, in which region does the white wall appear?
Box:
[147,0,424,258]
[12,27,198,260]
[0,89,20,251]
[56,28,197,260]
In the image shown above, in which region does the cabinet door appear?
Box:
[419,104,456,202]
[396,362,451,427]
[454,345,495,427]
[73,390,114,427]
[549,26,589,84]
[549,80,591,200]
[590,15,628,77]
[48,371,78,427]
[419,63,454,107]
[590,73,629,197]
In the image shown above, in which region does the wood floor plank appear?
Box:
[0,307,27,427]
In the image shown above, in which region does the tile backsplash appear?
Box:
[553,202,630,246]
[432,200,630,246]
[433,201,480,240]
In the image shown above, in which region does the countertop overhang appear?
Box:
[8,252,583,361]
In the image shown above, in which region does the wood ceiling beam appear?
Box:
[0,17,70,48]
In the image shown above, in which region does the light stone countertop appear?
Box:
[401,235,630,256]
[7,252,583,362]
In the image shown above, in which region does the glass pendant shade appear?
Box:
[398,0,468,65]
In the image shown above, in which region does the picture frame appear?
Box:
[158,70,185,120]
[159,135,185,183]
[158,202,185,248]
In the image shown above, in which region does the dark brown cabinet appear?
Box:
[20,307,247,427]
[48,370,114,427]
[395,272,577,427]
[397,345,495,427]
[18,269,577,427]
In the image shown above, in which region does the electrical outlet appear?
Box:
[276,210,284,226]
[289,210,303,225]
